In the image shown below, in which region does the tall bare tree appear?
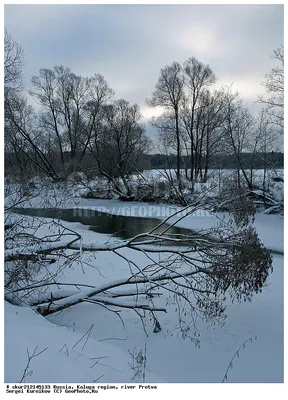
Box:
[182,57,216,182]
[30,68,65,167]
[148,57,217,188]
[4,29,24,94]
[5,31,61,181]
[147,62,184,184]
[222,95,255,189]
[81,74,115,162]
[258,45,284,131]
[90,99,150,196]
[5,93,60,181]
[199,88,229,182]
[31,66,114,173]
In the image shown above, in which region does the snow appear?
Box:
[4,239,78,262]
[5,247,283,383]
[5,301,162,383]
[43,249,283,383]
[4,186,284,388]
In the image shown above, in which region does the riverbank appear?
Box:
[5,210,284,383]
[5,179,284,384]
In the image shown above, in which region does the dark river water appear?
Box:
[12,208,282,254]
[13,207,194,242]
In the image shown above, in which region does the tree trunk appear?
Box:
[175,108,181,187]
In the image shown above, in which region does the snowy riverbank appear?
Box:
[5,198,284,384]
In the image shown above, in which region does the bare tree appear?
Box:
[199,88,228,182]
[254,110,278,191]
[5,91,61,181]
[147,62,184,184]
[148,57,217,190]
[180,87,226,184]
[246,111,275,189]
[80,74,115,162]
[258,45,284,131]
[4,29,24,93]
[89,99,151,196]
[221,93,255,189]
[5,29,25,176]
[182,57,216,182]
[4,31,63,181]
[30,68,65,167]
[31,66,114,174]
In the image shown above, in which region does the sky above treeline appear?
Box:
[4,3,284,124]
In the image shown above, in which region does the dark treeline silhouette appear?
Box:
[144,152,283,170]
[5,151,283,179]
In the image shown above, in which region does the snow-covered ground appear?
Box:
[9,167,283,207]
[5,199,284,385]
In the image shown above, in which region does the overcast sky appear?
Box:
[4,3,284,125]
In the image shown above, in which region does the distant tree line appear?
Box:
[145,152,284,170]
[5,150,283,179]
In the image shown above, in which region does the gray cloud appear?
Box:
[5,4,284,121]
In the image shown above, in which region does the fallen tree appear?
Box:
[5,192,272,340]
